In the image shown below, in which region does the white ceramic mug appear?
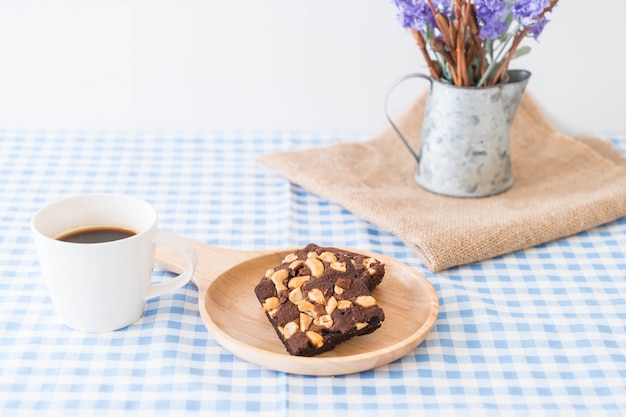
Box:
[31,194,198,332]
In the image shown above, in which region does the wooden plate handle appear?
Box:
[155,239,264,294]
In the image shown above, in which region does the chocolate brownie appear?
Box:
[254,245,385,357]
[296,243,385,291]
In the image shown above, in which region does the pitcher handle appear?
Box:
[384,73,433,165]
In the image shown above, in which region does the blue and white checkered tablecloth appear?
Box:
[1,131,625,416]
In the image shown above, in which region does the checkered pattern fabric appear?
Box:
[1,131,625,416]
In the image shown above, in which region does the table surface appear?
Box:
[1,131,625,416]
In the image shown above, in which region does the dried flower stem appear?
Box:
[467,6,484,80]
[427,0,462,85]
[429,0,468,86]
[441,52,460,84]
[477,28,517,86]
[460,1,472,86]
[489,0,559,85]
[455,12,464,84]
[450,1,461,86]
[411,29,442,81]
[427,0,478,86]
[435,14,453,49]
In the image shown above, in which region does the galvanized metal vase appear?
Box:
[385,69,531,198]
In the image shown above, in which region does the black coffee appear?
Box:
[57,226,136,243]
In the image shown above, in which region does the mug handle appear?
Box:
[145,230,198,300]
[384,72,433,165]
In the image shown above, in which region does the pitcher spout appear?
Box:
[501,70,531,126]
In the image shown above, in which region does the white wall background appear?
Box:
[0,0,624,137]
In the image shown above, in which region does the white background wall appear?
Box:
[0,0,624,137]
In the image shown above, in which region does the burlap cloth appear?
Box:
[258,94,626,272]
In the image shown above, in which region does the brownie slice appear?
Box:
[295,243,385,291]
[254,247,385,357]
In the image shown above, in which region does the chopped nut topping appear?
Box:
[355,322,368,331]
[330,261,347,272]
[337,300,352,310]
[307,288,325,305]
[313,314,333,329]
[305,257,324,278]
[288,260,304,270]
[262,296,280,311]
[288,275,310,289]
[296,300,315,313]
[355,295,377,308]
[282,321,299,339]
[363,257,377,268]
[333,285,344,295]
[282,253,298,264]
[288,287,303,304]
[306,331,324,348]
[318,251,337,263]
[270,269,289,291]
[325,296,338,315]
[299,313,313,332]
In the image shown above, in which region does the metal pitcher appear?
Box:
[385,69,531,198]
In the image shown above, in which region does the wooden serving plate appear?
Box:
[155,239,439,376]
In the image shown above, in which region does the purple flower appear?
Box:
[393,0,435,31]
[432,0,453,16]
[526,16,548,39]
[511,0,551,39]
[511,0,550,26]
[393,0,455,34]
[473,0,510,40]
[392,0,553,38]
[390,0,558,86]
